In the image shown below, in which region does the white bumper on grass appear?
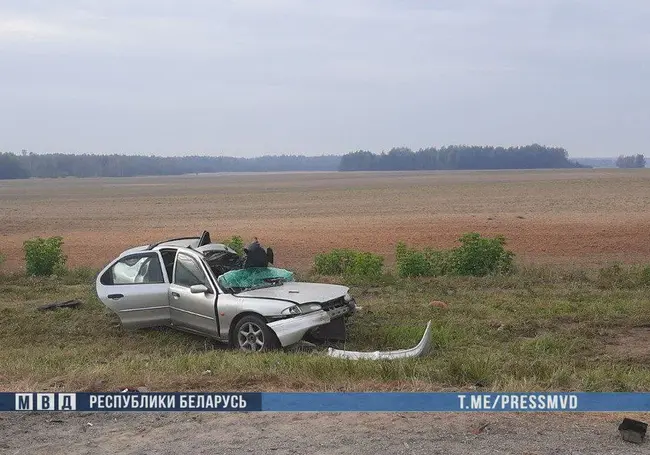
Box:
[268,310,331,347]
[326,320,433,360]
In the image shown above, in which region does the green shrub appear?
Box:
[395,233,515,277]
[396,242,450,277]
[449,233,515,276]
[23,236,67,276]
[222,235,244,255]
[314,249,384,278]
[346,251,384,278]
[314,249,355,275]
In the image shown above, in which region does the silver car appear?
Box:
[95,233,356,352]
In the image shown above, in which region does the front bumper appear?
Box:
[309,297,356,341]
[326,320,433,360]
[267,310,331,347]
[321,296,356,319]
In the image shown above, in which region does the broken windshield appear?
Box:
[217,267,295,292]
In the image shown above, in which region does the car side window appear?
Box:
[160,249,177,282]
[100,253,165,285]
[174,253,210,288]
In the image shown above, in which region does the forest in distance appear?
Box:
[0,144,645,179]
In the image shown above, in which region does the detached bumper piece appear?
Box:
[268,310,331,347]
[326,320,433,360]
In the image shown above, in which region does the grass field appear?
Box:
[1,267,650,392]
[1,169,649,392]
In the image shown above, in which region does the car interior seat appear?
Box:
[135,261,149,283]
[135,258,164,283]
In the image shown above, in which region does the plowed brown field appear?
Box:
[1,169,649,271]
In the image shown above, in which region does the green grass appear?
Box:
[0,266,649,392]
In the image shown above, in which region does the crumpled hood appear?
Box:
[234,282,349,305]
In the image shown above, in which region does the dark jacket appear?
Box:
[243,240,268,268]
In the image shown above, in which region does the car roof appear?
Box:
[146,237,201,250]
[120,241,237,258]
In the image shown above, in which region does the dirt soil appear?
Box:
[1,169,650,271]
[1,412,648,454]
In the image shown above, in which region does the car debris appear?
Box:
[618,418,647,444]
[95,230,431,359]
[326,320,432,360]
[37,299,82,311]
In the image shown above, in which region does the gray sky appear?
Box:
[1,0,648,157]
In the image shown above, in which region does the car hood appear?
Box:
[234,282,349,305]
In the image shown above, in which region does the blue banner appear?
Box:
[2,392,650,412]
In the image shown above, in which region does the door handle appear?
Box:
[171,292,180,299]
[108,294,124,300]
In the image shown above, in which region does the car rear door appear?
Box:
[96,252,171,329]
[168,251,219,336]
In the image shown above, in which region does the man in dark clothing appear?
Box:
[218,238,289,291]
[243,238,269,268]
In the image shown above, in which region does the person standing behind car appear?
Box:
[218,238,293,291]
[243,238,268,268]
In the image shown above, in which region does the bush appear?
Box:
[23,236,67,276]
[314,249,355,275]
[396,242,450,277]
[396,233,515,277]
[222,235,244,255]
[449,233,515,276]
[314,249,384,278]
[0,252,5,269]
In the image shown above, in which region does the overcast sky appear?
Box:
[0,1,648,157]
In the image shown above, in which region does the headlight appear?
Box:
[344,293,353,302]
[301,303,322,313]
[281,305,301,316]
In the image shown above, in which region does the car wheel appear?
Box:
[233,315,279,352]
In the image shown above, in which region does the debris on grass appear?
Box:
[430,300,449,309]
[37,299,82,311]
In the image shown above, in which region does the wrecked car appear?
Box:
[96,231,432,358]
[96,232,356,352]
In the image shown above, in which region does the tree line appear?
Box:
[0,152,340,179]
[5,145,644,180]
[338,144,587,171]
[615,154,646,168]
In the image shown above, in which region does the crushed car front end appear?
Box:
[267,308,332,347]
[228,278,357,346]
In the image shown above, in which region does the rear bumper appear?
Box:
[267,310,331,347]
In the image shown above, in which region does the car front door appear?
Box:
[96,252,171,329]
[169,251,219,336]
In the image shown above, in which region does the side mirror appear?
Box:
[266,247,274,265]
[190,284,211,294]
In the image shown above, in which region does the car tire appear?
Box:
[232,315,279,352]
